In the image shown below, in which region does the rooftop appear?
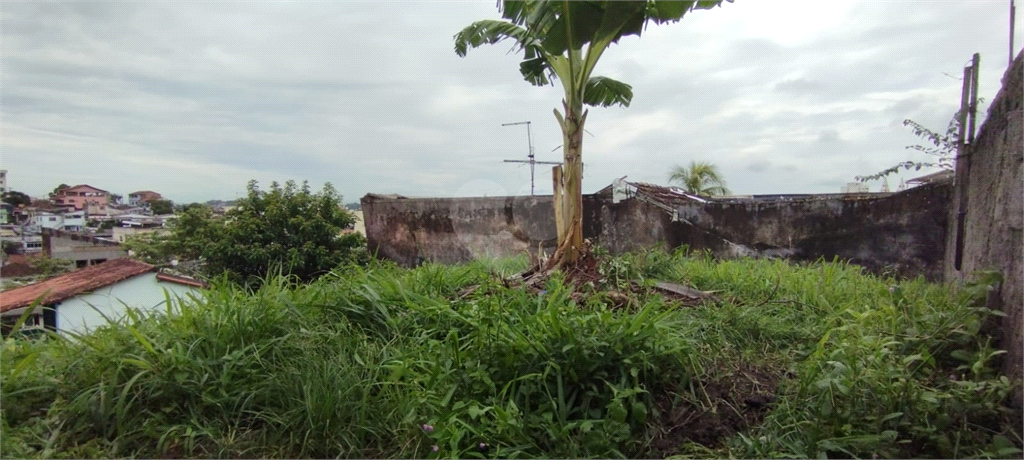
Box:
[0,258,154,313]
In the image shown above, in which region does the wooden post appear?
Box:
[968,53,981,145]
[552,165,564,245]
[953,55,977,272]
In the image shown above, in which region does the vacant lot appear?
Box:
[2,250,1020,459]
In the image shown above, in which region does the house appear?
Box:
[112,214,168,243]
[53,185,109,211]
[0,227,43,253]
[42,228,127,268]
[0,202,10,224]
[0,258,205,337]
[32,210,86,232]
[128,191,162,206]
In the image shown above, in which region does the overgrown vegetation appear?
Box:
[2,251,1020,459]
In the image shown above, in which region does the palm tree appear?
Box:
[455,0,729,266]
[668,161,731,196]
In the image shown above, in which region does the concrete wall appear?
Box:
[55,272,200,336]
[362,194,562,266]
[42,228,127,265]
[945,51,1023,396]
[668,182,952,281]
[363,182,950,280]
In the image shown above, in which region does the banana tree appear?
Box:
[455,0,729,266]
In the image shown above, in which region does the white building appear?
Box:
[0,258,205,336]
[841,182,869,193]
[32,211,86,232]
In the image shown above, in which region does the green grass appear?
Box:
[1,251,1019,459]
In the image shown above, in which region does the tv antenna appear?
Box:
[502,121,561,195]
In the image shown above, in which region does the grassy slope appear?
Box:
[1,251,1020,459]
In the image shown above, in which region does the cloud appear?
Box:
[2,1,1020,203]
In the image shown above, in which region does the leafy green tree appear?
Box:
[148,199,174,215]
[48,184,70,200]
[174,202,207,213]
[109,194,123,205]
[668,160,731,196]
[128,180,367,287]
[455,0,728,265]
[1,190,31,208]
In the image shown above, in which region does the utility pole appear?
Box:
[1011,0,1017,66]
[502,121,561,195]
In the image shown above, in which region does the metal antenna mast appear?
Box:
[502,121,560,195]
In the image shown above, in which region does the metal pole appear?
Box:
[527,122,535,195]
[1011,0,1017,66]
[503,121,557,195]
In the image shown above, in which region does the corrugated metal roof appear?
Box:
[0,258,154,313]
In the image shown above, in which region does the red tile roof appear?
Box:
[62,184,109,194]
[0,259,154,313]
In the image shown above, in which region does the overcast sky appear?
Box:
[3,1,1021,203]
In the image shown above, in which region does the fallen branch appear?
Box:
[653,281,720,303]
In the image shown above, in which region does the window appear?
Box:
[48,217,57,222]
[23,315,45,329]
[25,241,42,249]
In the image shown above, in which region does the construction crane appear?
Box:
[502,121,561,195]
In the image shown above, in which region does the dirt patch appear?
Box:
[646,362,786,458]
[561,249,602,289]
[0,262,42,278]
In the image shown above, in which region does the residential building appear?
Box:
[128,191,162,206]
[0,227,43,254]
[112,215,168,243]
[841,183,869,194]
[0,202,10,225]
[53,185,109,211]
[107,204,152,217]
[0,259,204,337]
[32,211,85,232]
[42,228,127,268]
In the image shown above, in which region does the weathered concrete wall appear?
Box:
[361,194,562,266]
[946,51,1023,398]
[363,182,951,281]
[42,229,127,265]
[584,194,676,255]
[671,182,952,281]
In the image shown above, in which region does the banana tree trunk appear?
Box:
[552,101,587,265]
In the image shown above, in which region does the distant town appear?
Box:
[0,169,365,269]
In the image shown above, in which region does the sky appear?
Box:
[2,1,1022,204]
